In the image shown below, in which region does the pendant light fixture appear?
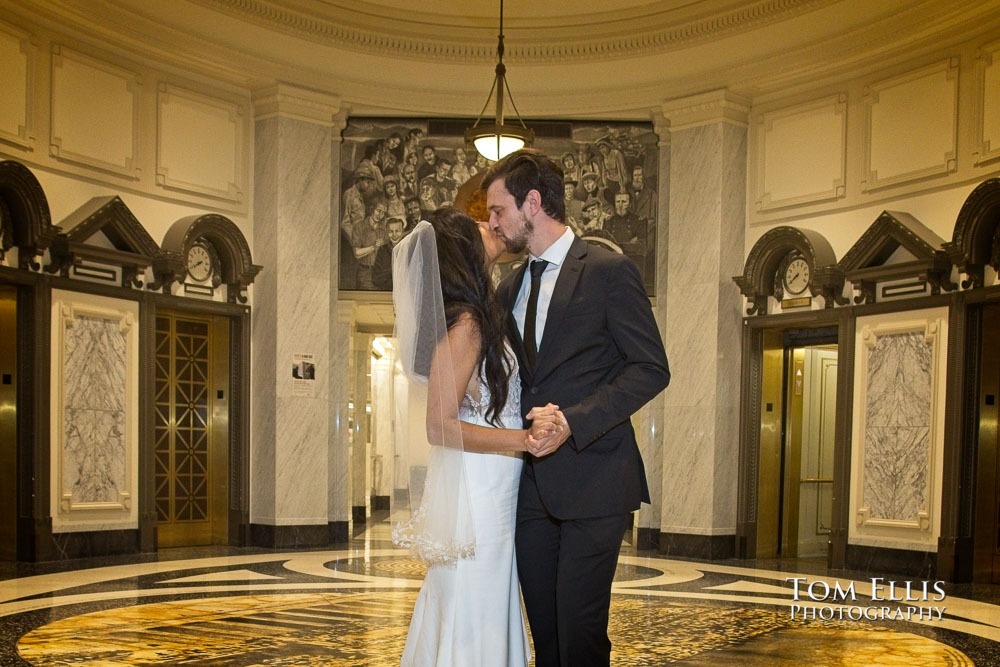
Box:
[465,0,533,161]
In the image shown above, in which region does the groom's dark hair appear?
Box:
[481,148,566,222]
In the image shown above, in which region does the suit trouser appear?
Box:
[515,475,629,667]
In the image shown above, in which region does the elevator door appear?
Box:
[0,285,16,560]
[974,305,1000,583]
[154,312,229,548]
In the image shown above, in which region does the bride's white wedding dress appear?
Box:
[400,360,530,667]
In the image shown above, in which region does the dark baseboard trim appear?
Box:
[249,523,329,549]
[329,521,349,544]
[636,527,659,551]
[352,505,367,524]
[844,544,936,579]
[49,529,141,561]
[658,531,736,560]
[371,495,390,511]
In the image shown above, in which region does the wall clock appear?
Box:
[781,254,811,297]
[186,241,218,283]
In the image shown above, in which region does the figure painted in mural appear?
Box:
[417,145,439,182]
[596,138,628,204]
[606,191,640,246]
[580,197,607,235]
[484,149,670,667]
[371,217,406,291]
[562,176,584,235]
[628,164,655,226]
[400,162,419,200]
[347,197,388,290]
[451,147,473,186]
[403,196,422,233]
[421,159,457,207]
[383,175,406,222]
[396,207,565,667]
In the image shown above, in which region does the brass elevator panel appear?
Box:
[154,312,229,548]
[0,286,16,560]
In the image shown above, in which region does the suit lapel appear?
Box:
[501,261,531,381]
[535,237,588,372]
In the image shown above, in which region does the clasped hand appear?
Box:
[525,403,570,457]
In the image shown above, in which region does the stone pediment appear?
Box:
[48,196,160,288]
[840,210,954,304]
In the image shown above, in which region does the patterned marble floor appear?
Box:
[2,518,999,666]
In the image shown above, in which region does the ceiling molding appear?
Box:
[194,0,839,64]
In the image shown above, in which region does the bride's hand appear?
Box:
[525,407,570,457]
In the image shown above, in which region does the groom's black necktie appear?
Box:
[523,259,549,369]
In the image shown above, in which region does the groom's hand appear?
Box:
[527,403,561,438]
[525,405,571,457]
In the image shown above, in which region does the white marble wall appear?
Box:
[251,107,333,527]
[62,314,127,504]
[660,108,746,537]
[863,331,931,521]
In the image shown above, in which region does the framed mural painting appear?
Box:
[338,118,658,295]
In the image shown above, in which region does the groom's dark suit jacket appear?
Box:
[498,235,670,519]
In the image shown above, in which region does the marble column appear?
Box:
[659,90,749,560]
[636,111,670,550]
[328,112,352,543]
[328,300,354,542]
[251,84,341,548]
[351,335,371,524]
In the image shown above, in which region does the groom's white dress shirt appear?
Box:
[512,226,576,350]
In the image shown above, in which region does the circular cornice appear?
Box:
[194,0,838,63]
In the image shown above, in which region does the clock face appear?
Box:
[186,243,214,283]
[783,257,811,296]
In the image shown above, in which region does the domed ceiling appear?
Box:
[12,0,1000,116]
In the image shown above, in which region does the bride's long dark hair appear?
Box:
[427,207,511,426]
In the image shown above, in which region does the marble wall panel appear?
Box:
[50,291,139,532]
[62,314,127,504]
[862,331,932,521]
[850,308,947,551]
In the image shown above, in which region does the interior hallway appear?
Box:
[3,515,999,666]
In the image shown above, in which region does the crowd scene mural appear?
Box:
[338,118,659,293]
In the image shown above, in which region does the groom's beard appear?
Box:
[503,212,533,254]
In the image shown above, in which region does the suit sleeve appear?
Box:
[561,257,670,450]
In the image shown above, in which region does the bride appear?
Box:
[392,207,565,667]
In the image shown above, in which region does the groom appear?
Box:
[483,149,670,667]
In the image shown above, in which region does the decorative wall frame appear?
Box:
[338,117,659,294]
[860,59,959,193]
[734,225,845,315]
[839,210,955,305]
[753,94,847,212]
[849,309,947,550]
[50,291,140,531]
[0,20,37,151]
[944,177,1000,289]
[49,45,142,180]
[973,39,1000,167]
[156,83,247,202]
